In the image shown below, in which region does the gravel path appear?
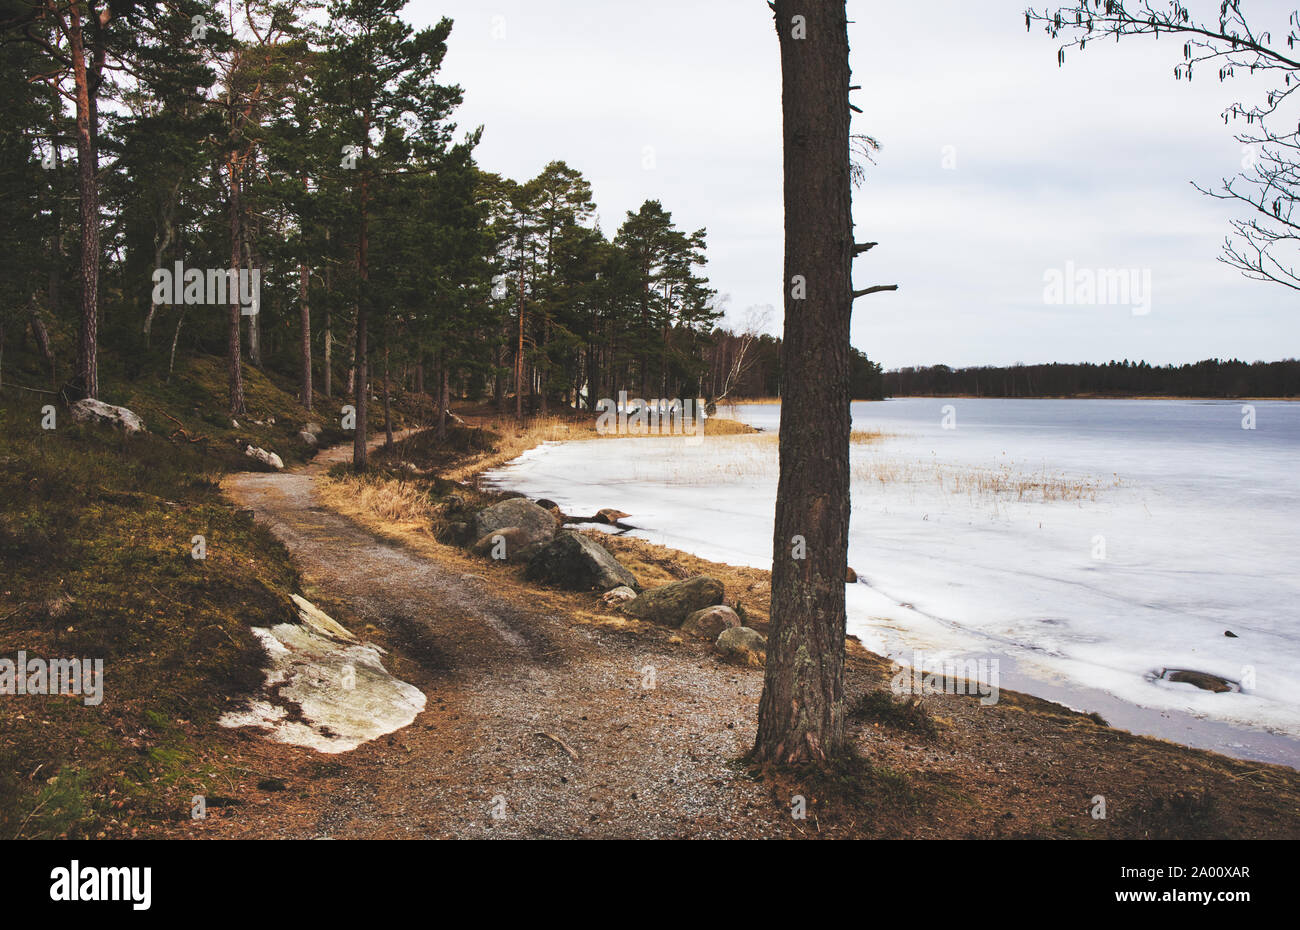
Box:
[219,436,787,839]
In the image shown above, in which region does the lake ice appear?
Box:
[482,398,1300,765]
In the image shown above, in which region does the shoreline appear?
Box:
[474,415,1299,771]
[291,418,1300,837]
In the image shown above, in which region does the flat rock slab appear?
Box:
[220,619,426,755]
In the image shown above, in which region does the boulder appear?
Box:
[244,445,284,471]
[681,605,741,639]
[299,430,318,446]
[305,422,323,435]
[1159,668,1238,693]
[70,398,145,434]
[471,526,537,563]
[623,576,724,626]
[472,498,557,550]
[524,531,640,592]
[595,508,631,525]
[716,626,767,667]
[600,586,638,608]
[846,566,859,584]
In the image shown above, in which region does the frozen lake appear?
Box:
[482,398,1300,766]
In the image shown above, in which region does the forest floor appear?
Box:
[174,416,1300,839]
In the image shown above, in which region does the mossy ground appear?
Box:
[0,347,411,838]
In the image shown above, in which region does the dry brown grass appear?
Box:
[442,416,581,483]
[851,458,1117,502]
[317,472,445,540]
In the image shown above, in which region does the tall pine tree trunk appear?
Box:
[382,340,393,451]
[323,231,332,400]
[352,120,371,471]
[300,262,312,411]
[244,222,261,368]
[515,254,526,420]
[226,155,246,416]
[68,2,99,399]
[752,0,854,765]
[437,350,449,441]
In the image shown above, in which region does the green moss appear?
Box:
[0,381,304,837]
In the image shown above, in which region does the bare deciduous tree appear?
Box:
[1029,1,1300,290]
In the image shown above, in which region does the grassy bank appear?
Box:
[0,354,413,838]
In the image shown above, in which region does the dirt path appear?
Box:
[216,434,787,838]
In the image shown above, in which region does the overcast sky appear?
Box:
[409,0,1299,369]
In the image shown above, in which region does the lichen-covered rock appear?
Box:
[244,445,284,470]
[716,626,767,667]
[524,531,640,592]
[623,576,724,626]
[472,498,557,550]
[681,605,741,639]
[70,398,145,434]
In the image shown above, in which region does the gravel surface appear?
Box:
[217,438,788,839]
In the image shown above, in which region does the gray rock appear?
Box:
[1158,668,1238,693]
[716,626,767,667]
[244,445,284,471]
[524,531,640,592]
[299,430,318,446]
[681,604,741,639]
[472,498,557,550]
[70,398,145,434]
[623,576,725,626]
[471,526,537,563]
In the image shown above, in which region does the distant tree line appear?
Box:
[703,328,883,401]
[886,359,1300,398]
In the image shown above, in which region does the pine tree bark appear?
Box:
[515,251,527,419]
[752,0,854,765]
[226,154,246,416]
[353,116,371,471]
[382,340,393,451]
[323,231,332,400]
[67,2,99,399]
[300,262,312,411]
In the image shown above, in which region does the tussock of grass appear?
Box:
[850,690,939,738]
[318,470,446,540]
